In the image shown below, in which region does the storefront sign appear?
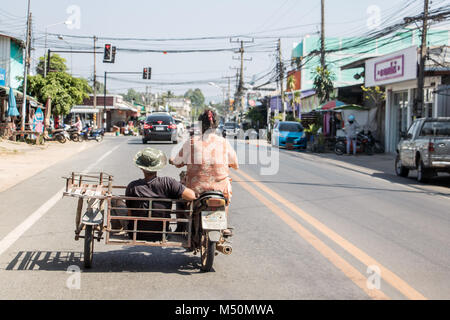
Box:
[365,46,417,87]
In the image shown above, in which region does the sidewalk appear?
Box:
[0,139,97,193]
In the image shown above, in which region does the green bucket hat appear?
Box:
[133,148,168,172]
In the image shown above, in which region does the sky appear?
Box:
[0,0,445,103]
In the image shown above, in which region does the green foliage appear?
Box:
[184,88,205,108]
[245,107,263,124]
[26,72,92,115]
[304,123,320,135]
[122,88,145,105]
[361,85,386,105]
[36,54,67,76]
[312,66,335,104]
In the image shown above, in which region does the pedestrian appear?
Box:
[344,115,359,155]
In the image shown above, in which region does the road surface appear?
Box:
[0,136,449,299]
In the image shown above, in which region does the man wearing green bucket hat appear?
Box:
[119,147,196,241]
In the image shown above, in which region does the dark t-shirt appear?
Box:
[125,176,185,213]
[125,176,186,241]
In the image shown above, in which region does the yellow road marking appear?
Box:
[232,172,389,300]
[232,169,427,300]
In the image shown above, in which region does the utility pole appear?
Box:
[416,0,429,118]
[230,38,253,117]
[320,0,326,69]
[21,0,31,132]
[93,36,98,128]
[278,38,286,121]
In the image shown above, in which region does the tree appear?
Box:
[36,54,67,76]
[184,88,205,120]
[312,66,335,104]
[26,72,92,115]
[184,88,205,108]
[122,88,145,105]
[362,85,386,138]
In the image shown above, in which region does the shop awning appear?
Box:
[70,106,100,114]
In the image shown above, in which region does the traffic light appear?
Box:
[143,67,152,80]
[111,46,116,63]
[103,44,112,63]
[143,68,148,79]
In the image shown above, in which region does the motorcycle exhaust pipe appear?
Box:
[216,243,232,255]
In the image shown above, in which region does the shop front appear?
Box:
[366,45,450,153]
[366,46,418,153]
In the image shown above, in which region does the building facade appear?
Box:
[365,45,450,153]
[0,34,24,90]
[166,98,191,119]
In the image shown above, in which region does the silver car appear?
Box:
[395,117,450,182]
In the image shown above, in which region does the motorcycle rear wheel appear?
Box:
[56,134,66,144]
[200,232,215,272]
[335,141,346,155]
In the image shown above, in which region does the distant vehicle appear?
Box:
[174,118,185,137]
[271,121,306,149]
[142,113,178,144]
[395,117,450,182]
[222,122,240,139]
[216,123,224,136]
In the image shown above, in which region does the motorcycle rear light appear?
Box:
[206,198,226,207]
[428,142,435,152]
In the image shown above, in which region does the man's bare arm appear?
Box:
[182,187,197,201]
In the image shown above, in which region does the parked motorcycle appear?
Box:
[79,124,104,142]
[335,131,374,155]
[44,128,69,144]
[66,125,81,142]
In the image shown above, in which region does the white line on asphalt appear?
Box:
[0,144,121,258]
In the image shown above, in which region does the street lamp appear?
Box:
[208,82,227,119]
[44,20,72,77]
[57,35,73,75]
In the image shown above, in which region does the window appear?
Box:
[279,123,303,132]
[146,116,172,125]
[419,121,450,137]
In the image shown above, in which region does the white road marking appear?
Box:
[0,144,121,257]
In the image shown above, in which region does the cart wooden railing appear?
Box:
[63,172,194,248]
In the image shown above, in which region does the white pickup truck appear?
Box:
[395,117,450,182]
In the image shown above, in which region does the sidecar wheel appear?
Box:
[84,225,94,268]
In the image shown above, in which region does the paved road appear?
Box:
[0,136,448,299]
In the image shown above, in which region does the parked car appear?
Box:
[395,117,450,182]
[271,121,307,149]
[222,122,240,139]
[142,113,178,144]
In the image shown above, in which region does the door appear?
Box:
[402,120,419,167]
[390,91,409,153]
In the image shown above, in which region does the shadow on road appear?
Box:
[4,247,205,275]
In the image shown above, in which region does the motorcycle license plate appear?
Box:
[201,211,227,230]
